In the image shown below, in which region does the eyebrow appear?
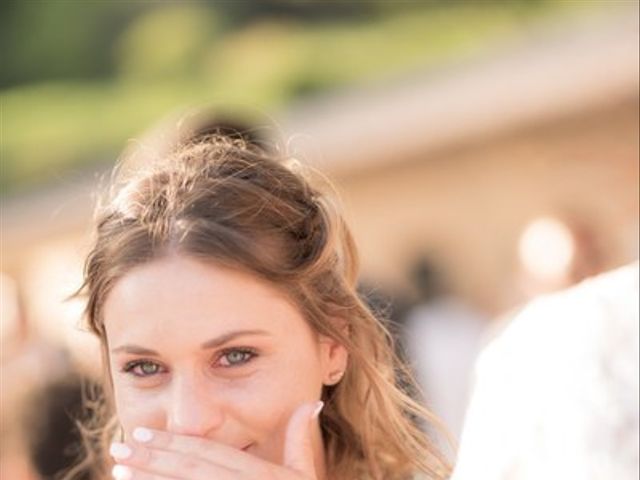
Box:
[111,329,271,356]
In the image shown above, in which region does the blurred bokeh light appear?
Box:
[518,216,576,288]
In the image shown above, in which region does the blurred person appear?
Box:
[403,259,486,448]
[1,272,39,480]
[0,274,91,479]
[0,440,39,480]
[2,350,95,480]
[26,373,95,480]
[1,273,26,353]
[452,262,639,480]
[72,134,451,479]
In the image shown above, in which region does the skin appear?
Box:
[103,255,348,479]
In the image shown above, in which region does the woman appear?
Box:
[76,134,450,480]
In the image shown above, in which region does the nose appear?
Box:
[166,371,224,437]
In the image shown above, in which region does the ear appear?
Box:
[318,320,349,386]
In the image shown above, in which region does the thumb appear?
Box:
[283,401,324,477]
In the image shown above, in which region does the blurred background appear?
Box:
[1,1,638,478]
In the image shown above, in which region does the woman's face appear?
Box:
[103,255,346,464]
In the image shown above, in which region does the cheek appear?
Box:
[112,382,166,437]
[232,356,324,458]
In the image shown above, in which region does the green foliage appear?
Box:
[0,0,604,195]
[115,5,219,80]
[0,1,140,88]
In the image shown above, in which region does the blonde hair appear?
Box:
[76,135,451,480]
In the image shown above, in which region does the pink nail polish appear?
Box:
[112,464,133,480]
[312,401,324,419]
[109,442,132,460]
[132,427,153,443]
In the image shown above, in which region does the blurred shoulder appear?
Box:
[452,263,639,479]
[478,261,639,374]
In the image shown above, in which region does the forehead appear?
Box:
[103,255,308,346]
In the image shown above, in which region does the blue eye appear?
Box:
[123,360,165,377]
[218,348,257,367]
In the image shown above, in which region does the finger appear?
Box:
[129,427,251,468]
[110,442,152,465]
[112,464,177,480]
[283,401,323,476]
[112,445,235,480]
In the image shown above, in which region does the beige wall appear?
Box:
[334,99,639,314]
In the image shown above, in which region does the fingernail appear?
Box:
[132,427,153,443]
[112,464,133,480]
[109,442,132,460]
[312,401,324,419]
